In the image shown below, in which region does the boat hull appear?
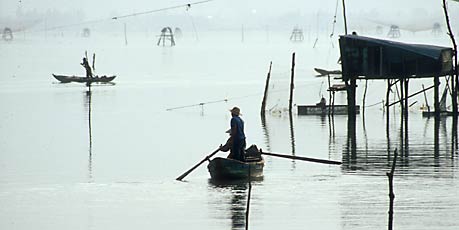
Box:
[298,105,360,115]
[207,157,264,180]
[422,111,454,117]
[53,74,116,83]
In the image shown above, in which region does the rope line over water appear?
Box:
[28,1,214,32]
[112,0,215,20]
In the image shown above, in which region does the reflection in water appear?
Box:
[260,115,271,152]
[209,179,262,230]
[288,112,296,169]
[84,89,93,182]
[328,115,336,161]
[343,116,357,170]
[453,116,458,156]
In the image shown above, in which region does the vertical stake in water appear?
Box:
[245,164,252,230]
[261,62,272,116]
[289,52,295,113]
[363,79,368,117]
[386,148,398,230]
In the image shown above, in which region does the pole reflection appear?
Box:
[288,112,296,170]
[84,88,93,182]
[260,115,271,152]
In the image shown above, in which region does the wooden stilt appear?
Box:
[404,78,409,118]
[434,76,440,118]
[399,78,404,115]
[328,74,332,116]
[386,79,391,127]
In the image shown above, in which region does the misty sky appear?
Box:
[0,0,449,18]
[0,0,457,32]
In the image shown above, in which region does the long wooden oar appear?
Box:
[176,145,222,181]
[260,151,342,165]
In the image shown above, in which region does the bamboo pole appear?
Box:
[388,84,435,107]
[341,0,348,34]
[261,62,272,116]
[289,52,296,112]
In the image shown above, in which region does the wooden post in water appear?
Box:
[289,52,296,113]
[328,74,332,116]
[261,62,273,116]
[386,79,391,128]
[345,78,357,118]
[362,79,368,117]
[434,76,440,118]
[404,79,409,117]
[386,148,398,230]
[399,78,404,116]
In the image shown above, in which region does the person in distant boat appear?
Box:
[316,96,326,109]
[225,107,246,161]
[80,57,93,78]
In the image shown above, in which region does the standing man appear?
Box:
[228,107,246,161]
[80,57,93,78]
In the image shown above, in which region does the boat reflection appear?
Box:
[208,178,263,230]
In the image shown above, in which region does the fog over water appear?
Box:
[1,1,459,230]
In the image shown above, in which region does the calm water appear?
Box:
[1,31,458,230]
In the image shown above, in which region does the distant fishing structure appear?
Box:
[387,25,401,38]
[157,27,176,46]
[2,27,13,41]
[82,28,90,38]
[289,27,304,42]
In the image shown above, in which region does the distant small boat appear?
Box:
[52,74,116,83]
[314,68,342,77]
[297,105,360,115]
[207,157,264,180]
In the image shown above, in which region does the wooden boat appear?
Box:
[207,157,264,180]
[422,111,454,117]
[297,105,360,115]
[52,74,116,83]
[314,68,342,77]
